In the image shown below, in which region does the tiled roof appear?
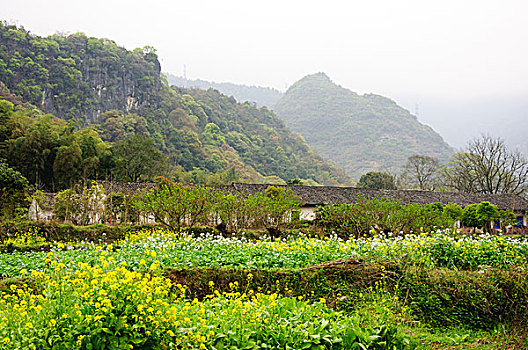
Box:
[230,183,528,211]
[97,180,155,196]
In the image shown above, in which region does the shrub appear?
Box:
[315,197,455,237]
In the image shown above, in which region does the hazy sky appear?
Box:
[2,0,528,148]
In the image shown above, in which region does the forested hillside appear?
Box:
[274,73,454,178]
[0,23,161,122]
[166,74,283,109]
[0,23,352,188]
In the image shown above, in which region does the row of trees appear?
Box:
[26,179,518,237]
[315,199,456,238]
[37,180,301,234]
[135,180,300,234]
[0,97,191,193]
[358,135,528,197]
[316,197,515,238]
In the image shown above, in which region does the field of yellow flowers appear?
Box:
[0,228,527,349]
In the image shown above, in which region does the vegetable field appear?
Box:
[1,228,527,349]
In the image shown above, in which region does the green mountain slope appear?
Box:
[166,73,283,109]
[274,73,454,178]
[0,23,352,186]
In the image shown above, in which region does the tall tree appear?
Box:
[111,135,168,182]
[0,160,29,219]
[135,178,217,232]
[443,135,528,195]
[403,155,440,190]
[53,143,82,189]
[358,172,396,190]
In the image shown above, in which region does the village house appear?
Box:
[228,183,528,229]
[29,181,528,230]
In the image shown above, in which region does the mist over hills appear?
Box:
[166,73,528,161]
[273,73,454,178]
[165,72,458,179]
[3,18,523,187]
[399,95,528,156]
[166,73,283,109]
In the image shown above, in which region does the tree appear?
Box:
[443,203,462,222]
[476,201,499,233]
[78,182,106,225]
[403,155,440,190]
[498,210,516,230]
[0,99,14,118]
[52,182,105,225]
[460,201,499,232]
[6,115,63,189]
[461,204,480,230]
[201,122,225,146]
[53,143,82,189]
[261,186,301,234]
[0,160,29,219]
[135,178,218,233]
[30,190,52,222]
[112,135,168,182]
[53,188,81,224]
[443,135,528,196]
[214,191,256,234]
[358,172,396,190]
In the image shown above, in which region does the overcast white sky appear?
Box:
[2,0,528,148]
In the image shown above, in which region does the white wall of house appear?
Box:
[28,201,53,222]
[298,207,316,221]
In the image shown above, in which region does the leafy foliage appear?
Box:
[358,172,396,190]
[52,182,105,225]
[135,181,300,234]
[461,201,500,232]
[111,135,169,182]
[0,159,29,219]
[134,178,219,233]
[315,197,457,238]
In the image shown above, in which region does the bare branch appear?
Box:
[443,135,528,196]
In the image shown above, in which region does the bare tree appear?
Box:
[443,135,528,196]
[402,155,440,190]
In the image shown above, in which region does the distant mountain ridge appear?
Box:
[166,73,283,109]
[274,73,454,178]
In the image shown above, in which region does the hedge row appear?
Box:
[166,262,528,331]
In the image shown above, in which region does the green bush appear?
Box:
[315,197,455,237]
[0,221,157,244]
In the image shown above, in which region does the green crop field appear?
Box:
[1,228,527,349]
